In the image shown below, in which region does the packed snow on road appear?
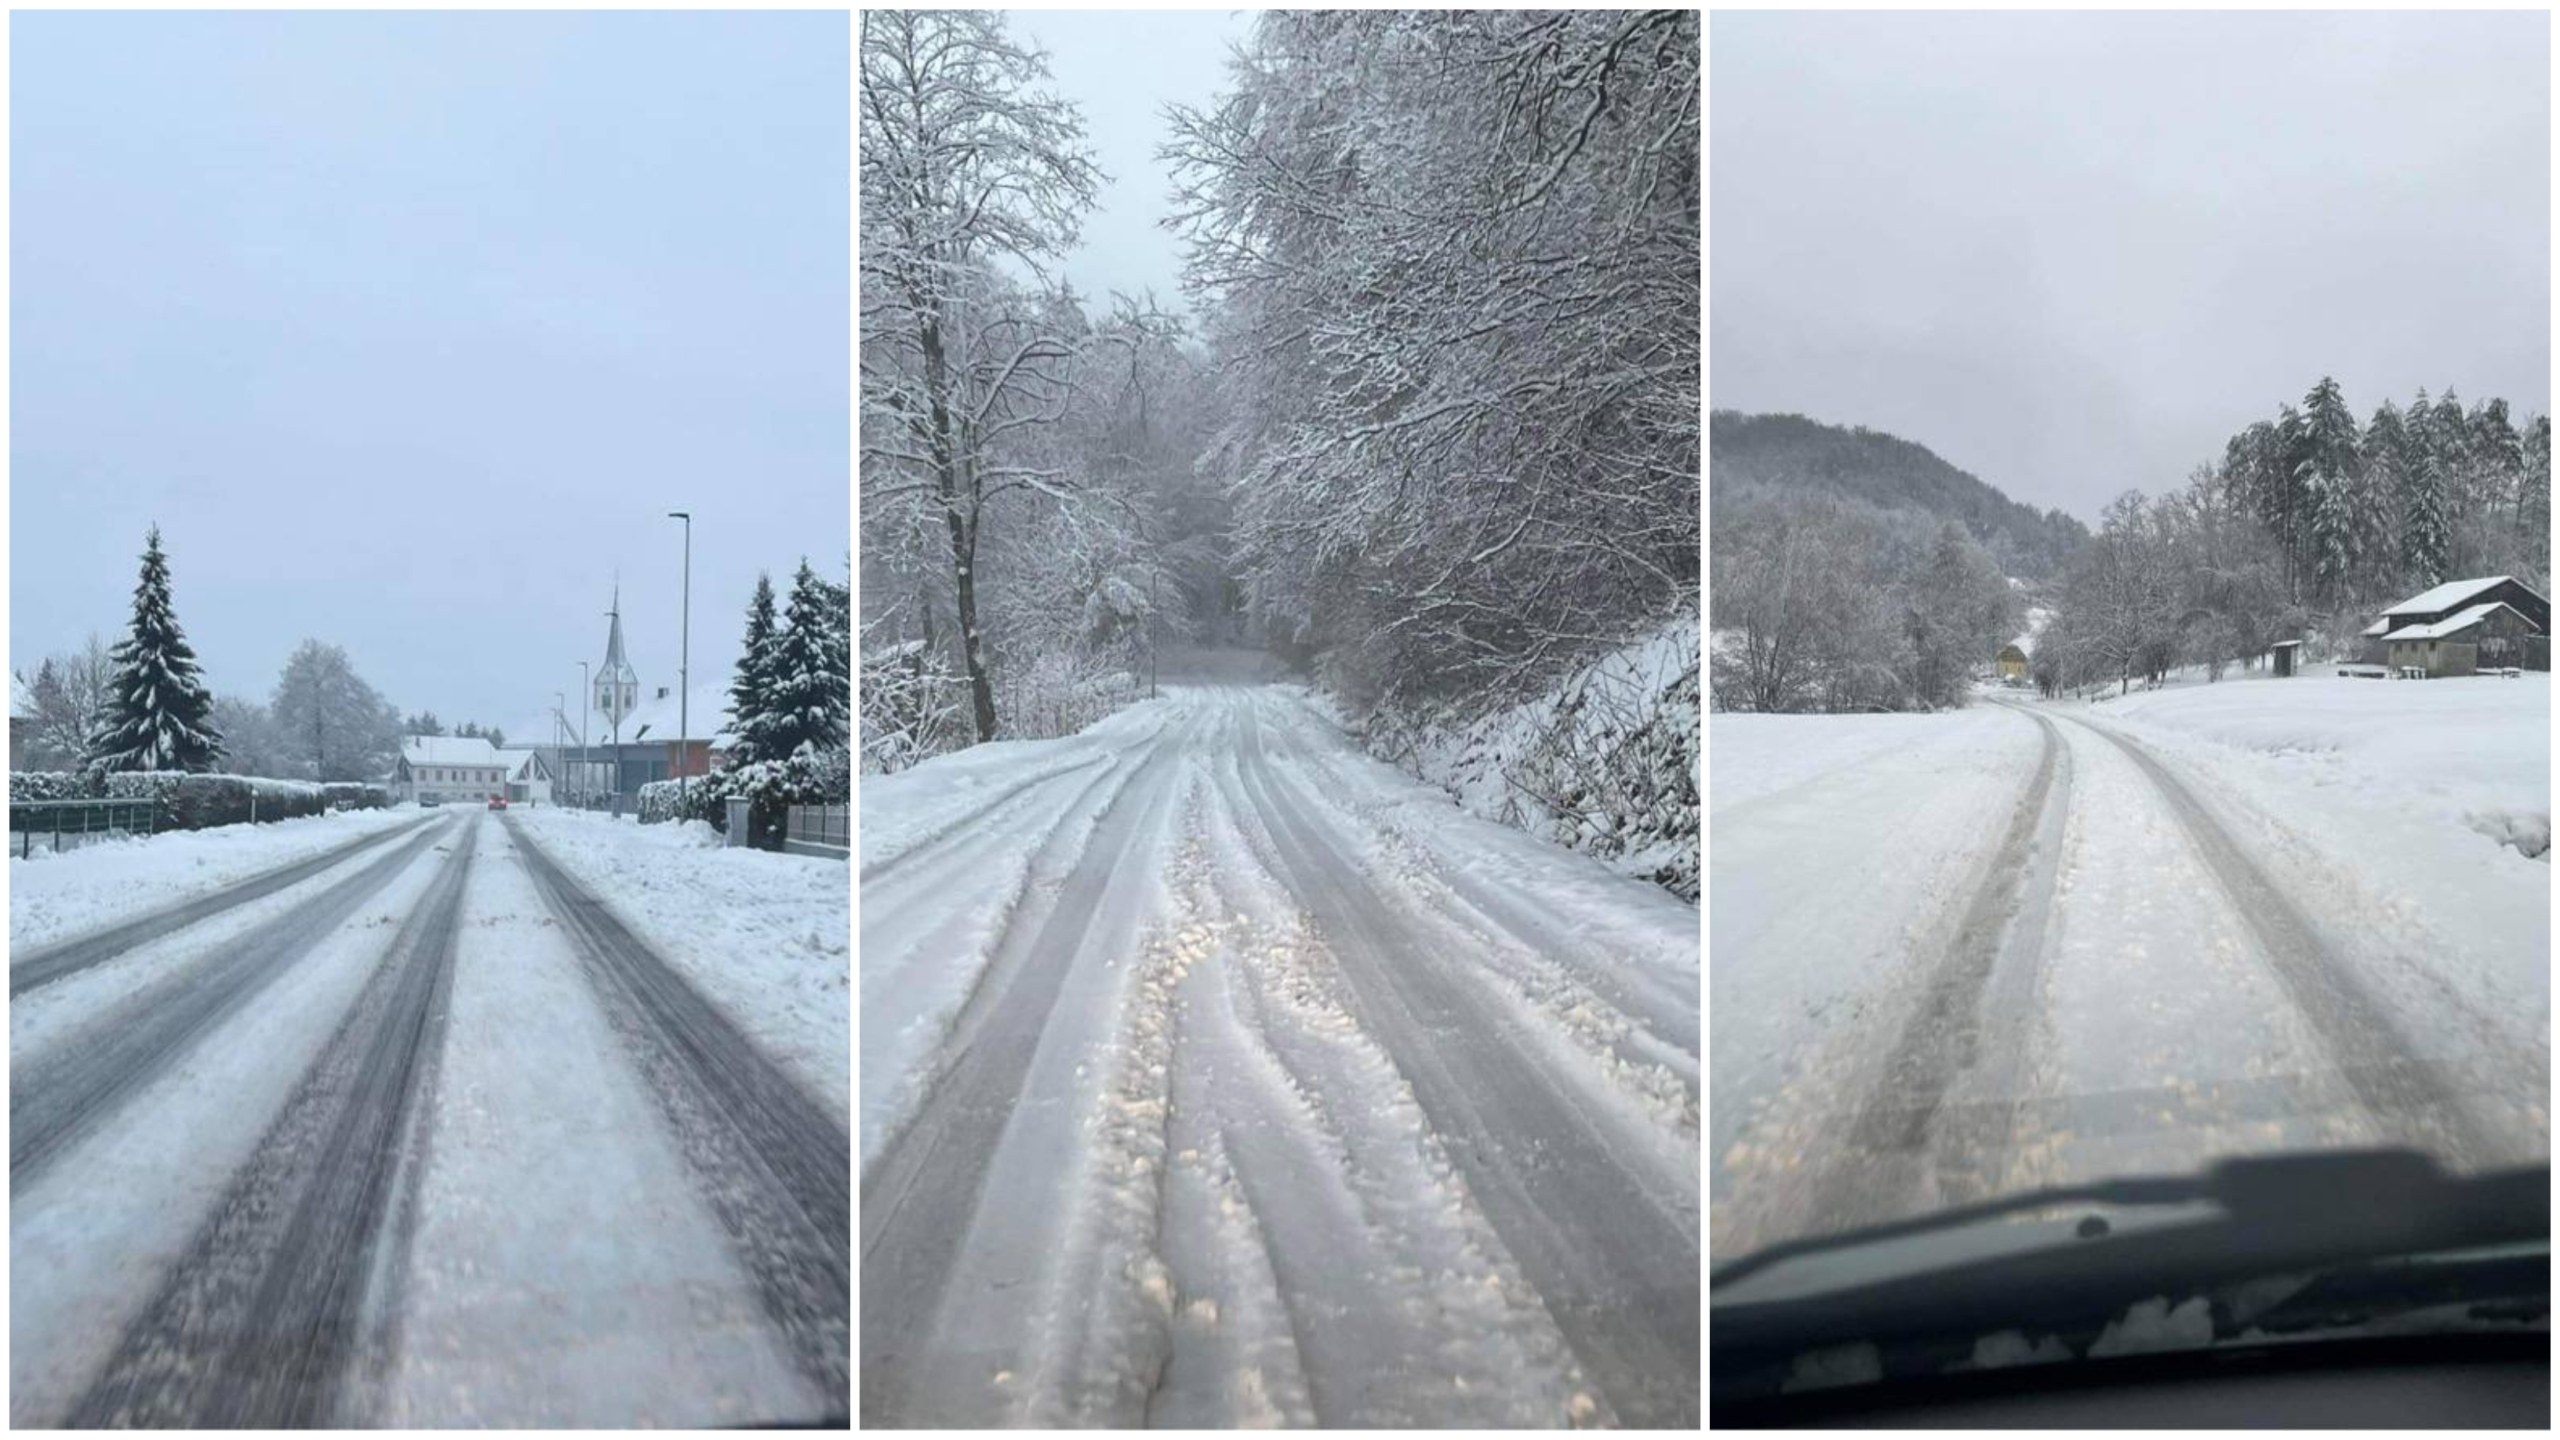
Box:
[860,676,1701,1427]
[9,806,850,1427]
[1711,664,2550,1259]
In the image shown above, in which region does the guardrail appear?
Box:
[9,798,159,857]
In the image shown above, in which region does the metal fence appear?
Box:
[784,803,849,858]
[10,798,159,857]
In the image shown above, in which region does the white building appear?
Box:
[393,735,509,804]
[492,747,553,805]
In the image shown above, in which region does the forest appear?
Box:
[858,9,1701,772]
[1711,378,2553,712]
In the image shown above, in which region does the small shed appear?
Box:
[2269,640,2303,678]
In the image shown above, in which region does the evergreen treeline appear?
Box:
[1710,410,2091,579]
[2037,378,2549,698]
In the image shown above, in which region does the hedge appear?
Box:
[9,770,387,831]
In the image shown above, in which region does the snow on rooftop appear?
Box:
[401,735,502,766]
[510,681,736,751]
[2380,601,2524,642]
[2382,575,2524,617]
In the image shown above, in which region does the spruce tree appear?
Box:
[2295,378,2360,606]
[2364,401,2411,597]
[2401,391,2452,588]
[89,525,224,772]
[753,560,852,760]
[726,573,782,765]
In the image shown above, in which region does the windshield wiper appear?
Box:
[1714,1149,2544,1293]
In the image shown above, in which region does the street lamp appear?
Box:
[668,511,691,814]
[553,692,566,808]
[577,661,591,809]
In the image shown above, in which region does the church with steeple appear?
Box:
[548,580,732,810]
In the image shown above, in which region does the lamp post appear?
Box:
[554,691,565,805]
[577,661,591,809]
[668,511,691,813]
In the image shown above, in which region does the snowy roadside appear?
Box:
[1370,616,1700,899]
[8,806,424,952]
[2066,668,2550,1016]
[501,810,849,1122]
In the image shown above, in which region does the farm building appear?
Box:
[2380,602,2542,678]
[1995,637,2031,681]
[2359,576,2551,669]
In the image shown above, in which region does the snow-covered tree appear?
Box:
[745,560,851,761]
[269,639,400,782]
[212,694,291,778]
[2401,390,2453,588]
[861,9,1104,742]
[88,525,223,773]
[1167,9,1699,714]
[16,637,119,772]
[725,573,782,765]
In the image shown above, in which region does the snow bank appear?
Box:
[1382,616,1701,899]
[8,807,423,952]
[502,810,848,1121]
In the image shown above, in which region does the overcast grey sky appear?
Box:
[1712,10,2550,522]
[13,10,848,732]
[1008,8,1253,318]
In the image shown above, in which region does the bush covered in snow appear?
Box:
[652,747,850,846]
[320,782,390,811]
[10,768,362,830]
[9,770,88,802]
[1369,615,1701,901]
[861,640,969,774]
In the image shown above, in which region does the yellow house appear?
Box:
[1996,640,2030,681]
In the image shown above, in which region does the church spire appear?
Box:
[597,578,639,735]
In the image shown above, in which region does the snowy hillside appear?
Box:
[1372,616,1702,900]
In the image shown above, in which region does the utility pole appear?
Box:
[577,661,591,809]
[668,511,692,813]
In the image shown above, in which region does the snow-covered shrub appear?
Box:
[1381,615,1701,902]
[669,747,848,845]
[637,778,686,824]
[90,770,333,829]
[320,782,389,811]
[861,640,968,774]
[9,770,92,802]
[999,652,1140,743]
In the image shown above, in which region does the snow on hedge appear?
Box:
[502,810,848,1121]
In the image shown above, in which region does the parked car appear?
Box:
[420,793,442,807]
[487,795,508,811]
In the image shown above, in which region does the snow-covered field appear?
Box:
[2083,665,2548,995]
[503,809,849,1121]
[9,806,423,951]
[1709,670,2550,1260]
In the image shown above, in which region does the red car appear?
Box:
[487,795,508,811]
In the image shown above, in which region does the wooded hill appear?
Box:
[1710,410,2088,578]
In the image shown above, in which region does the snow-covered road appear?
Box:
[860,673,1702,1428]
[9,808,849,1427]
[1711,685,2549,1261]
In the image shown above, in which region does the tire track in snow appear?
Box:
[859,747,1118,884]
[1716,702,2065,1254]
[11,814,437,997]
[11,817,454,1191]
[858,708,1204,1426]
[2045,707,2507,1168]
[1229,704,1700,1428]
[507,818,851,1415]
[63,821,476,1427]
[1144,741,1590,1426]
